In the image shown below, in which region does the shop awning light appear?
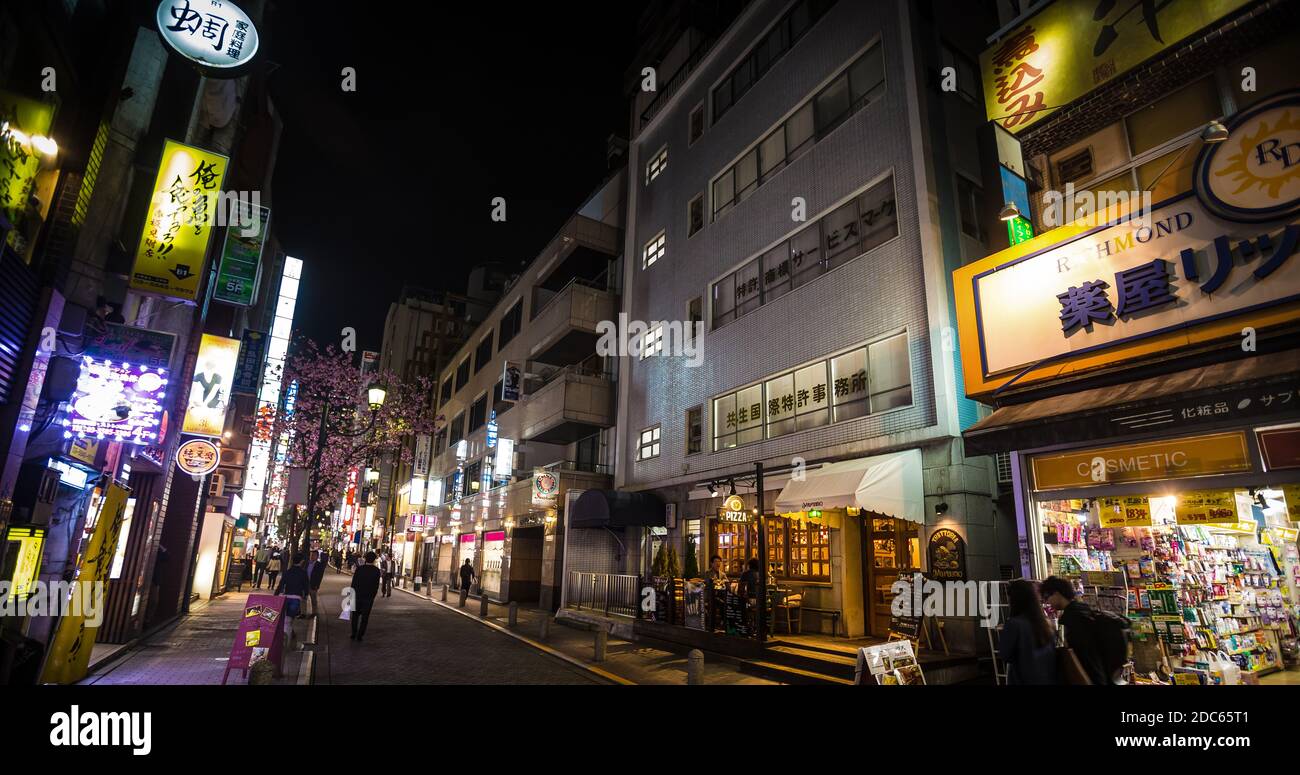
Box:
[998,202,1021,221]
[1200,120,1229,144]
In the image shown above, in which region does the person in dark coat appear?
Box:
[306,549,327,617]
[350,551,382,642]
[1040,576,1109,685]
[276,553,311,619]
[998,579,1059,685]
[458,558,475,592]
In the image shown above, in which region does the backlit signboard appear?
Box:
[183,333,239,436]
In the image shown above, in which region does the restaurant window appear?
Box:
[955,174,986,243]
[686,406,703,455]
[643,231,666,269]
[636,425,661,461]
[646,144,668,184]
[713,520,757,577]
[454,357,470,391]
[473,334,493,374]
[688,103,705,146]
[782,516,830,581]
[468,394,487,432]
[498,299,523,347]
[688,193,704,237]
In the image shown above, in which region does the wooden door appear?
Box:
[863,515,920,637]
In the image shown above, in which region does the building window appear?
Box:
[455,358,471,391]
[643,231,666,269]
[712,42,883,222]
[449,412,465,444]
[712,175,897,329]
[940,41,979,103]
[712,520,756,576]
[687,297,702,343]
[434,428,447,455]
[688,103,705,146]
[468,394,487,432]
[712,332,911,451]
[686,406,703,455]
[646,145,668,184]
[955,175,986,243]
[639,325,664,359]
[636,426,661,461]
[465,461,482,493]
[440,377,453,406]
[688,193,704,237]
[473,334,493,374]
[498,299,523,347]
[712,0,838,124]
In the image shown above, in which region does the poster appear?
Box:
[2,525,45,600]
[182,333,239,436]
[1175,489,1239,525]
[1099,496,1152,528]
[212,203,270,306]
[41,481,130,684]
[128,139,229,301]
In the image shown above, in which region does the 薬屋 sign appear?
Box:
[183,333,239,436]
[176,437,220,476]
[156,0,260,74]
[129,139,228,301]
[980,0,1250,133]
[1031,431,1252,490]
[212,203,270,306]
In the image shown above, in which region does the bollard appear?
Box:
[459,587,468,608]
[594,628,608,662]
[442,584,449,602]
[539,616,551,641]
[248,659,275,686]
[508,601,518,628]
[687,649,704,685]
[479,594,489,618]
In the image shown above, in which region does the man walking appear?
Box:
[253,543,270,589]
[350,551,382,642]
[458,558,475,607]
[380,552,393,597]
[306,549,327,617]
[276,553,311,620]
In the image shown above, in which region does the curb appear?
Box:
[390,582,635,686]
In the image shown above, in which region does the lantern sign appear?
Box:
[156,0,260,74]
[718,494,750,523]
[176,437,220,476]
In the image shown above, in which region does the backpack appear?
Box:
[1089,608,1132,678]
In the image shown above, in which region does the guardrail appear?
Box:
[565,571,639,618]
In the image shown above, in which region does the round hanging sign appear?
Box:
[156,0,260,75]
[1194,89,1300,223]
[176,438,220,476]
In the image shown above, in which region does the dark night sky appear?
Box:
[265,3,647,352]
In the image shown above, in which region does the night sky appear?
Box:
[266,3,646,352]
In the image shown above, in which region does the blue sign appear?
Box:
[232,330,267,396]
[486,413,498,449]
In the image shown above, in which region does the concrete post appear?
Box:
[508,601,518,628]
[479,593,489,618]
[442,584,448,602]
[459,587,468,608]
[594,628,608,662]
[539,616,550,641]
[687,649,704,685]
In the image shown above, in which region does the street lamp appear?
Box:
[998,201,1021,221]
[367,384,387,411]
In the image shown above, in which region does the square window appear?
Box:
[712,168,735,219]
[638,425,662,460]
[646,145,668,184]
[643,231,666,268]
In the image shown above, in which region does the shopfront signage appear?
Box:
[1174,489,1238,525]
[129,139,228,301]
[926,528,966,581]
[502,361,522,402]
[69,328,173,445]
[1281,484,1300,523]
[494,438,514,480]
[1099,496,1152,528]
[68,437,99,466]
[531,468,558,508]
[1195,91,1300,223]
[979,0,1250,133]
[1031,431,1252,490]
[156,0,260,74]
[232,330,267,396]
[3,525,45,600]
[176,437,220,476]
[223,594,285,684]
[213,203,270,305]
[718,494,750,523]
[1257,424,1300,472]
[0,90,55,249]
[183,333,239,436]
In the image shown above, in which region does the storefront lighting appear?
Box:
[934,502,949,515]
[998,201,1021,221]
[31,134,57,157]
[1200,120,1229,144]
[367,384,387,411]
[808,509,822,519]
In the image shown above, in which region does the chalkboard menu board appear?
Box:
[889,612,922,640]
[723,588,749,637]
[225,562,247,591]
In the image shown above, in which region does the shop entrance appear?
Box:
[507,526,544,604]
[861,515,920,638]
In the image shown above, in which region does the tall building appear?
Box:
[598,0,1014,664]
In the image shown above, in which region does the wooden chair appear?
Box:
[775,590,802,634]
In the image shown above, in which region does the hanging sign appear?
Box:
[531,468,558,508]
[1175,489,1239,525]
[156,0,261,74]
[183,333,239,436]
[232,330,267,396]
[927,528,967,581]
[176,437,220,476]
[502,361,522,402]
[718,494,750,523]
[212,203,270,306]
[1099,496,1152,528]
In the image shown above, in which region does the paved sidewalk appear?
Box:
[384,573,778,685]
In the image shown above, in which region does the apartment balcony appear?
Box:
[528,279,617,366]
[520,364,614,445]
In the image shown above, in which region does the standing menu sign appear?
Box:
[223,593,286,684]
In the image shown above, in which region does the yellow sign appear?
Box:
[1099,496,1151,527]
[1031,432,1252,490]
[4,526,45,598]
[1175,489,1239,525]
[980,0,1250,133]
[68,437,99,466]
[183,333,240,436]
[0,90,56,244]
[1282,484,1300,524]
[41,481,130,684]
[719,494,749,522]
[128,139,228,301]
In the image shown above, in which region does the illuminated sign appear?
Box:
[1194,91,1300,224]
[110,498,137,580]
[176,437,220,476]
[241,256,301,515]
[155,0,260,73]
[531,468,558,508]
[494,438,514,480]
[213,203,270,305]
[183,333,239,436]
[428,477,444,509]
[980,0,1250,133]
[232,330,267,396]
[47,459,90,489]
[3,525,45,600]
[67,358,169,445]
[0,90,55,250]
[718,494,750,523]
[1031,432,1252,490]
[1174,489,1239,525]
[129,139,228,301]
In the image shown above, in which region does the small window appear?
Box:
[688,193,704,237]
[686,407,703,455]
[469,394,487,431]
[643,231,666,268]
[814,73,851,137]
[956,175,986,243]
[688,104,705,146]
[473,334,493,374]
[712,273,735,329]
[440,377,453,406]
[646,145,668,184]
[687,296,703,341]
[498,299,523,347]
[455,358,471,391]
[712,168,735,219]
[449,412,466,444]
[636,425,661,461]
[1056,149,1093,185]
[639,325,664,359]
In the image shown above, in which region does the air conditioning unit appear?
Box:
[209,474,226,498]
[995,452,1013,485]
[219,448,245,466]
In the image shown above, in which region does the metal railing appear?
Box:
[565,571,639,618]
[530,272,611,322]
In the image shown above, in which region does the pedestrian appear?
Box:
[253,543,269,588]
[1040,576,1127,685]
[346,550,356,571]
[266,551,282,592]
[276,553,311,619]
[306,549,327,617]
[380,552,393,597]
[459,557,475,592]
[705,554,728,582]
[998,579,1059,685]
[350,551,382,642]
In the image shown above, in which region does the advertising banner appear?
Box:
[222,594,286,684]
[182,333,239,436]
[232,330,267,396]
[70,324,175,445]
[212,203,270,306]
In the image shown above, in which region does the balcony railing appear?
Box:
[565,571,639,618]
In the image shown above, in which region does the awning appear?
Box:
[774,449,924,524]
[963,351,1300,457]
[569,489,666,529]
